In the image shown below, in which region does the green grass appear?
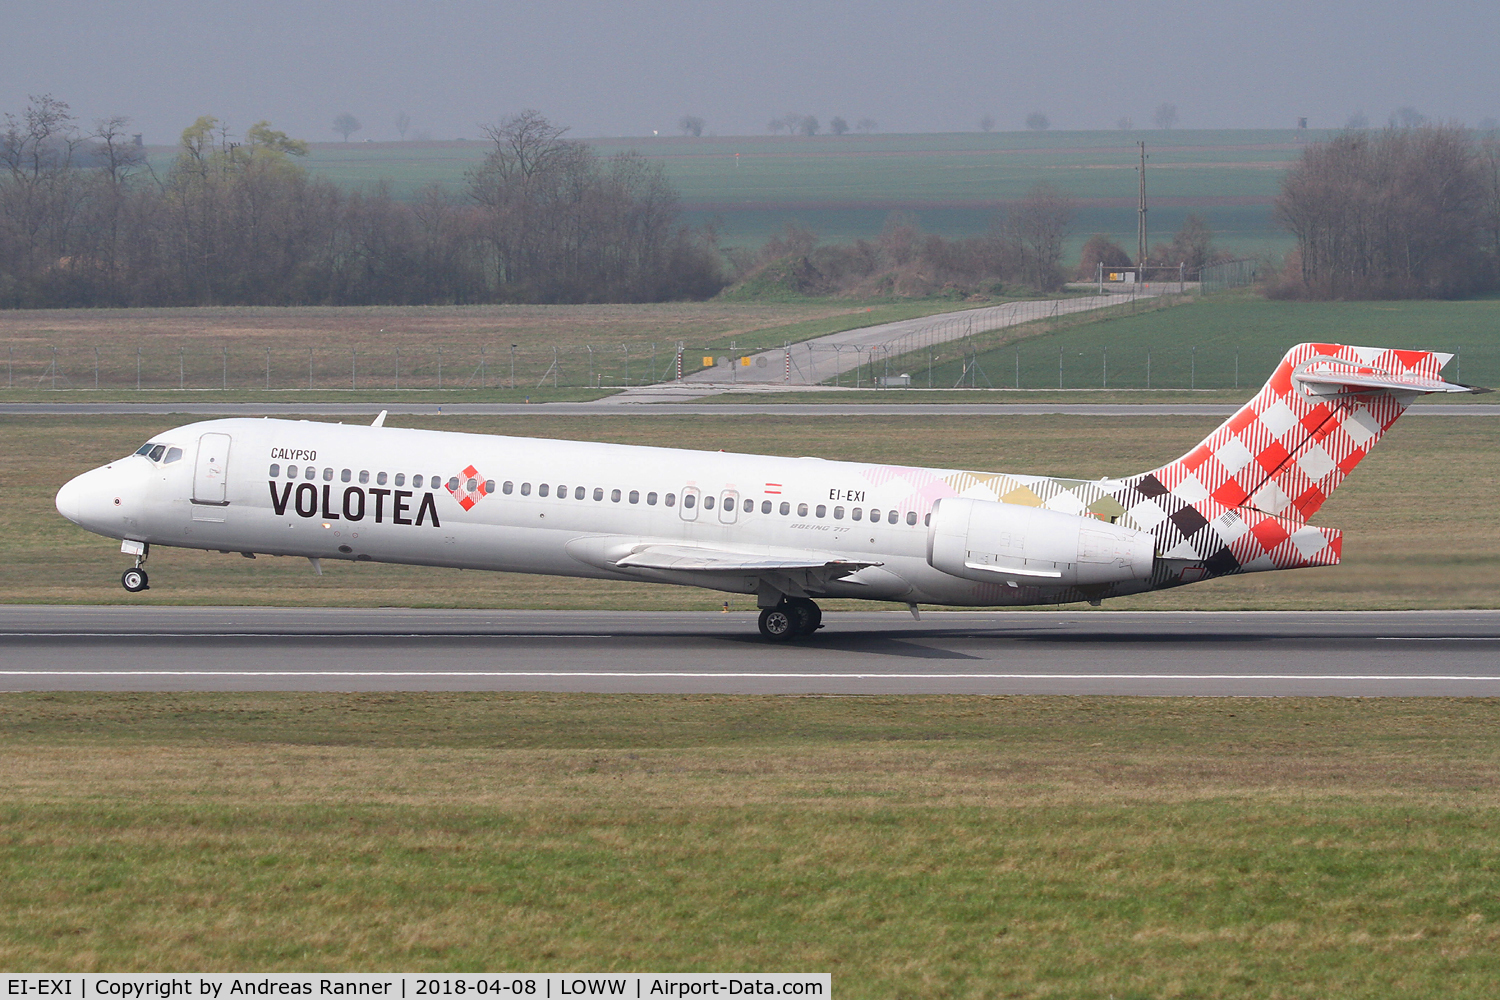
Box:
[10,411,1498,610]
[3,692,1500,994]
[884,291,1500,391]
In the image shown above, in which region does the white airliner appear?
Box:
[56,343,1482,640]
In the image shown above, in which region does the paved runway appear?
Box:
[3,607,1497,695]
[2,401,1495,417]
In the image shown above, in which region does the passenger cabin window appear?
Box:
[413,475,424,488]
[269,463,281,478]
[484,480,495,494]
[888,510,899,524]
[647,492,658,505]
[452,478,463,491]
[780,502,790,515]
[503,481,514,495]
[833,506,844,519]
[815,505,827,518]
[906,511,918,525]
[341,469,352,483]
[376,472,388,485]
[306,467,317,481]
[629,490,639,504]
[611,489,621,502]
[703,495,714,510]
[286,465,298,479]
[395,473,406,487]
[359,470,370,484]
[468,478,478,492]
[683,493,696,509]
[521,483,532,496]
[574,486,585,500]
[665,493,676,507]
[761,500,772,514]
[538,484,550,497]
[869,509,880,523]
[591,487,601,500]
[323,468,334,482]
[797,503,808,517]
[852,508,862,521]
[743,498,753,513]
[924,513,931,526]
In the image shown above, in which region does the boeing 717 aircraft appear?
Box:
[56,343,1482,640]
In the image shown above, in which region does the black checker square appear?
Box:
[1135,474,1169,499]
[1203,546,1241,577]
[1169,505,1210,537]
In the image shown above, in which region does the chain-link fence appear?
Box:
[0,342,743,392]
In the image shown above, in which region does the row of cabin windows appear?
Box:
[265,464,925,527]
[498,480,921,525]
[268,464,495,495]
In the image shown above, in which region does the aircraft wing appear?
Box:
[613,543,880,575]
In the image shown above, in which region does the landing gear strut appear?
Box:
[757,597,822,641]
[121,542,149,593]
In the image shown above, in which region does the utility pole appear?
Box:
[1137,140,1148,276]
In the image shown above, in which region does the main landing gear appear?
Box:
[121,542,149,593]
[757,597,823,641]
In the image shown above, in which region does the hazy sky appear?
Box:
[3,0,1495,143]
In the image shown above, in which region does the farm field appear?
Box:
[12,410,1497,610]
[883,292,1500,392]
[144,128,1314,255]
[3,691,1499,996]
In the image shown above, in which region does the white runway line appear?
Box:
[4,671,1500,681]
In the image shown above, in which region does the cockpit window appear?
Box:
[163,447,183,464]
[135,443,155,456]
[147,444,166,462]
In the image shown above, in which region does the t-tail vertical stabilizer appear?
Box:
[1115,343,1486,587]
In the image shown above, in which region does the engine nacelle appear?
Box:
[926,497,1156,587]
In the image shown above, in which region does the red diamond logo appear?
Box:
[447,464,489,511]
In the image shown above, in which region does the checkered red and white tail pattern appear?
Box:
[1149,343,1449,521]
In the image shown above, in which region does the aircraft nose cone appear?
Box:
[55,474,85,524]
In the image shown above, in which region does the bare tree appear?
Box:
[1003,182,1074,290]
[1389,106,1427,128]
[91,115,145,185]
[829,116,849,135]
[781,112,804,135]
[395,111,410,140]
[855,118,877,134]
[979,114,995,133]
[332,113,361,142]
[1153,103,1178,129]
[678,115,705,137]
[1025,112,1050,131]
[798,115,820,137]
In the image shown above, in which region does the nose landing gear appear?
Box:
[757,597,822,641]
[120,541,149,592]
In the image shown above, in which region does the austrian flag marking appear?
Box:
[448,464,489,511]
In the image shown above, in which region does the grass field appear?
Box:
[146,128,1311,255]
[4,692,1499,995]
[10,410,1496,610]
[879,292,1500,392]
[0,300,985,394]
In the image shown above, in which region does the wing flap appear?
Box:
[613,543,880,575]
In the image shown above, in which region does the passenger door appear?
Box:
[192,432,232,509]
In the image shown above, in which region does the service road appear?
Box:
[2,607,1497,696]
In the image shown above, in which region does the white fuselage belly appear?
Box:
[77,417,1157,608]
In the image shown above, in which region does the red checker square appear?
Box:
[1256,440,1290,474]
[1211,479,1249,507]
[1336,447,1367,475]
[1181,445,1213,472]
[1268,365,1293,394]
[1293,486,1327,518]
[1249,518,1290,551]
[1227,406,1258,435]
[1300,405,1332,432]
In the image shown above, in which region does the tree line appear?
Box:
[0,99,723,308]
[1273,124,1500,298]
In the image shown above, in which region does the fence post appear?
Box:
[621,344,627,386]
[136,347,141,391]
[93,346,99,389]
[395,346,400,391]
[553,346,559,388]
[1058,346,1063,389]
[309,348,314,390]
[265,348,270,390]
[1015,351,1019,389]
[52,346,57,390]
[7,346,11,389]
[351,348,356,390]
[179,347,184,390]
[222,345,227,391]
[1147,349,1151,390]
[1103,347,1107,389]
[437,347,443,390]
[1191,347,1196,390]
[480,346,485,388]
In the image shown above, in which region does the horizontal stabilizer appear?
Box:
[1292,358,1489,396]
